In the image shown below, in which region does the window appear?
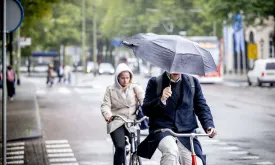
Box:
[265,63,275,70]
[269,33,274,58]
[249,31,254,43]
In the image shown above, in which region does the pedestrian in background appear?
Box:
[6,65,16,101]
[63,65,72,84]
[58,65,64,83]
[47,63,55,87]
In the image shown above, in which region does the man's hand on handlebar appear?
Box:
[207,127,217,138]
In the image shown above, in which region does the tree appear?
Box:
[209,0,275,50]
[20,0,60,57]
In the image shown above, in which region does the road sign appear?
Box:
[248,43,258,60]
[0,0,24,33]
[20,37,31,47]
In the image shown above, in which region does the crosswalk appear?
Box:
[36,86,105,97]
[6,142,25,165]
[2,138,274,165]
[45,140,79,165]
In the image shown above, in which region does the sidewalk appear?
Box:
[223,73,247,82]
[222,73,248,87]
[0,81,42,141]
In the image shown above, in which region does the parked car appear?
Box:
[247,59,275,86]
[86,61,98,73]
[98,63,115,75]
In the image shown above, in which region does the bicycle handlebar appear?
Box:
[112,115,148,124]
[154,128,214,138]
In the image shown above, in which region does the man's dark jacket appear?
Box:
[137,72,215,165]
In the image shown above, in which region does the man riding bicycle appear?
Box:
[138,72,217,165]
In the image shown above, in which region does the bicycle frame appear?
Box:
[155,128,214,165]
[112,115,148,165]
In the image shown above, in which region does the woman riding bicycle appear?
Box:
[101,63,144,165]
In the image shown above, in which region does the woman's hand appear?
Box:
[105,114,113,122]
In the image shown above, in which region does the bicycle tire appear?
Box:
[129,153,142,165]
[124,148,127,165]
[138,156,142,165]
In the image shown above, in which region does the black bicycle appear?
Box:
[112,115,148,165]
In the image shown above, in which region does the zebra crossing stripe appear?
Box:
[7,142,25,147]
[45,140,69,144]
[7,155,24,160]
[48,153,75,158]
[141,160,159,165]
[6,160,24,164]
[6,151,24,156]
[200,139,220,143]
[46,144,71,149]
[238,155,260,160]
[49,158,77,163]
[47,148,73,153]
[58,87,72,94]
[7,147,24,151]
[228,150,249,155]
[50,163,79,165]
[45,140,79,165]
[220,146,239,151]
[253,162,274,165]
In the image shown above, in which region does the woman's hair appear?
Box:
[118,71,132,83]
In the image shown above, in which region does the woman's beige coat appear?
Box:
[101,63,144,134]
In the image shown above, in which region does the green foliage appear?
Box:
[209,0,275,24]
[20,0,274,54]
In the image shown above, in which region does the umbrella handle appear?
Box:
[169,73,171,86]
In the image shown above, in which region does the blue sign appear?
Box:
[32,51,58,57]
[233,13,245,53]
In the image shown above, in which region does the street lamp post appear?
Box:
[1,0,7,164]
[93,5,97,77]
[81,0,86,73]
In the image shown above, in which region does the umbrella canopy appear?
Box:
[122,33,217,76]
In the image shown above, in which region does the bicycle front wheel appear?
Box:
[129,153,142,165]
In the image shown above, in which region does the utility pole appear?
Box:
[93,5,97,77]
[1,0,7,164]
[81,0,86,72]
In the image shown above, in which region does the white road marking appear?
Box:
[6,151,24,156]
[46,144,71,149]
[239,155,260,160]
[7,142,25,147]
[49,158,77,163]
[47,149,73,153]
[228,151,249,155]
[220,146,239,151]
[45,140,69,144]
[50,163,79,165]
[7,155,24,160]
[58,87,72,94]
[7,147,24,151]
[48,153,75,158]
[253,162,274,165]
[6,160,24,164]
[36,89,47,95]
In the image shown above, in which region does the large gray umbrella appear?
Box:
[122,33,217,76]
